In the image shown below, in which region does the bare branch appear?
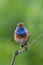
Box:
[11,33,43,65]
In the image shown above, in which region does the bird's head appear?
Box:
[16,22,26,36]
[17,22,24,28]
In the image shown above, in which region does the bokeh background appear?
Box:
[0,0,43,65]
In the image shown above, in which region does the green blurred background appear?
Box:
[0,0,43,65]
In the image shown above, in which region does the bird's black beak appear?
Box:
[19,24,22,28]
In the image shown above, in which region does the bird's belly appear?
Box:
[14,33,28,44]
[15,36,27,44]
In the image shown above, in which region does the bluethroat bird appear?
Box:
[14,22,30,47]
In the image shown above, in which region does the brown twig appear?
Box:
[11,33,43,65]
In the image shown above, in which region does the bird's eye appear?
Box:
[17,25,20,28]
[16,24,19,28]
[22,24,24,26]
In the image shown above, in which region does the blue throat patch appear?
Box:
[16,27,26,36]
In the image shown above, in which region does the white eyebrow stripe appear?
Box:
[17,22,24,26]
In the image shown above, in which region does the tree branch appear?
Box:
[11,33,43,65]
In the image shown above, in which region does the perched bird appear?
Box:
[14,22,30,47]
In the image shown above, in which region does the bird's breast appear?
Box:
[16,32,28,39]
[14,30,29,44]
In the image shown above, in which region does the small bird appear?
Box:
[14,22,30,47]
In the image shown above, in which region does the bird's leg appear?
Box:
[24,43,28,51]
[20,43,28,51]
